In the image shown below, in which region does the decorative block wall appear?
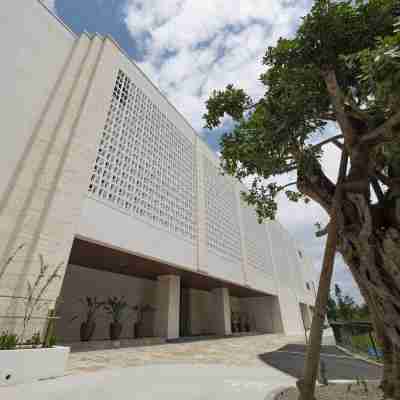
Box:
[203,157,242,261]
[88,70,197,242]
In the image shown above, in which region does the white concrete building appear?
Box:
[0,0,317,343]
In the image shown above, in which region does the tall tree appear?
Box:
[327,292,338,321]
[203,0,400,397]
[335,283,356,320]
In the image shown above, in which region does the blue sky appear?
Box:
[43,0,362,302]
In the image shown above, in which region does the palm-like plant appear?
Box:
[104,296,128,324]
[131,304,156,338]
[77,296,104,342]
[104,296,128,340]
[82,296,104,324]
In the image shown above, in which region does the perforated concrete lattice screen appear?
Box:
[242,205,272,275]
[89,70,197,241]
[203,157,242,261]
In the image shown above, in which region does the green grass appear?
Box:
[350,333,382,362]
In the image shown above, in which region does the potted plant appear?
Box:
[231,312,240,333]
[104,296,128,341]
[78,297,104,342]
[132,304,156,338]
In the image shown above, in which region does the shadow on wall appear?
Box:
[230,295,284,334]
[55,264,157,342]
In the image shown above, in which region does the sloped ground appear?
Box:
[67,333,304,375]
[0,364,296,400]
[258,344,382,381]
[2,334,305,400]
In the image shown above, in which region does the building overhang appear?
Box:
[69,237,270,298]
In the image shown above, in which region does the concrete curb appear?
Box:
[329,379,381,384]
[335,345,383,367]
[264,385,296,400]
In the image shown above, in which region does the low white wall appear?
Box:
[278,287,304,335]
[56,264,157,342]
[0,346,70,387]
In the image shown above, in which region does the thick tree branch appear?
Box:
[321,68,358,148]
[344,96,371,123]
[316,223,329,237]
[312,134,343,150]
[374,171,400,187]
[278,181,297,191]
[371,177,385,202]
[297,168,336,215]
[333,140,344,150]
[320,111,337,122]
[361,110,400,146]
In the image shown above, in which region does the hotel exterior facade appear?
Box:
[1,0,317,342]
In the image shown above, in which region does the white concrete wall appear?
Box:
[1,0,317,338]
[55,264,156,342]
[267,222,306,334]
[1,1,113,338]
[0,0,75,198]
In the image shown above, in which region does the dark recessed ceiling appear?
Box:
[69,237,270,298]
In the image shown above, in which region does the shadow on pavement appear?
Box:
[258,344,382,381]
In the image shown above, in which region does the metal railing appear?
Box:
[330,320,381,359]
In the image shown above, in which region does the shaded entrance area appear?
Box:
[258,344,382,381]
[55,238,283,344]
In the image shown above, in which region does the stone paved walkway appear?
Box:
[67,333,305,375]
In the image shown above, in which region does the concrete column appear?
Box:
[155,275,180,339]
[212,287,231,335]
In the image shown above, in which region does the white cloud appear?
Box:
[123,0,362,302]
[123,0,313,130]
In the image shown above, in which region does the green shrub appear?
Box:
[0,331,19,350]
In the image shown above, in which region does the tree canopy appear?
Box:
[327,283,370,321]
[204,0,400,221]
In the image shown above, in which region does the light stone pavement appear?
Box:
[67,333,305,375]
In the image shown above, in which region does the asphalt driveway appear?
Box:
[258,344,382,381]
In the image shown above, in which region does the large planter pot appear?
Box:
[0,346,70,386]
[109,322,123,340]
[80,321,96,342]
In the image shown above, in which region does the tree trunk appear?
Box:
[392,346,400,400]
[297,150,348,400]
[338,197,400,397]
[382,335,395,398]
[297,219,339,400]
[340,256,394,396]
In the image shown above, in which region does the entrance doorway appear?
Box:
[180,288,190,336]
